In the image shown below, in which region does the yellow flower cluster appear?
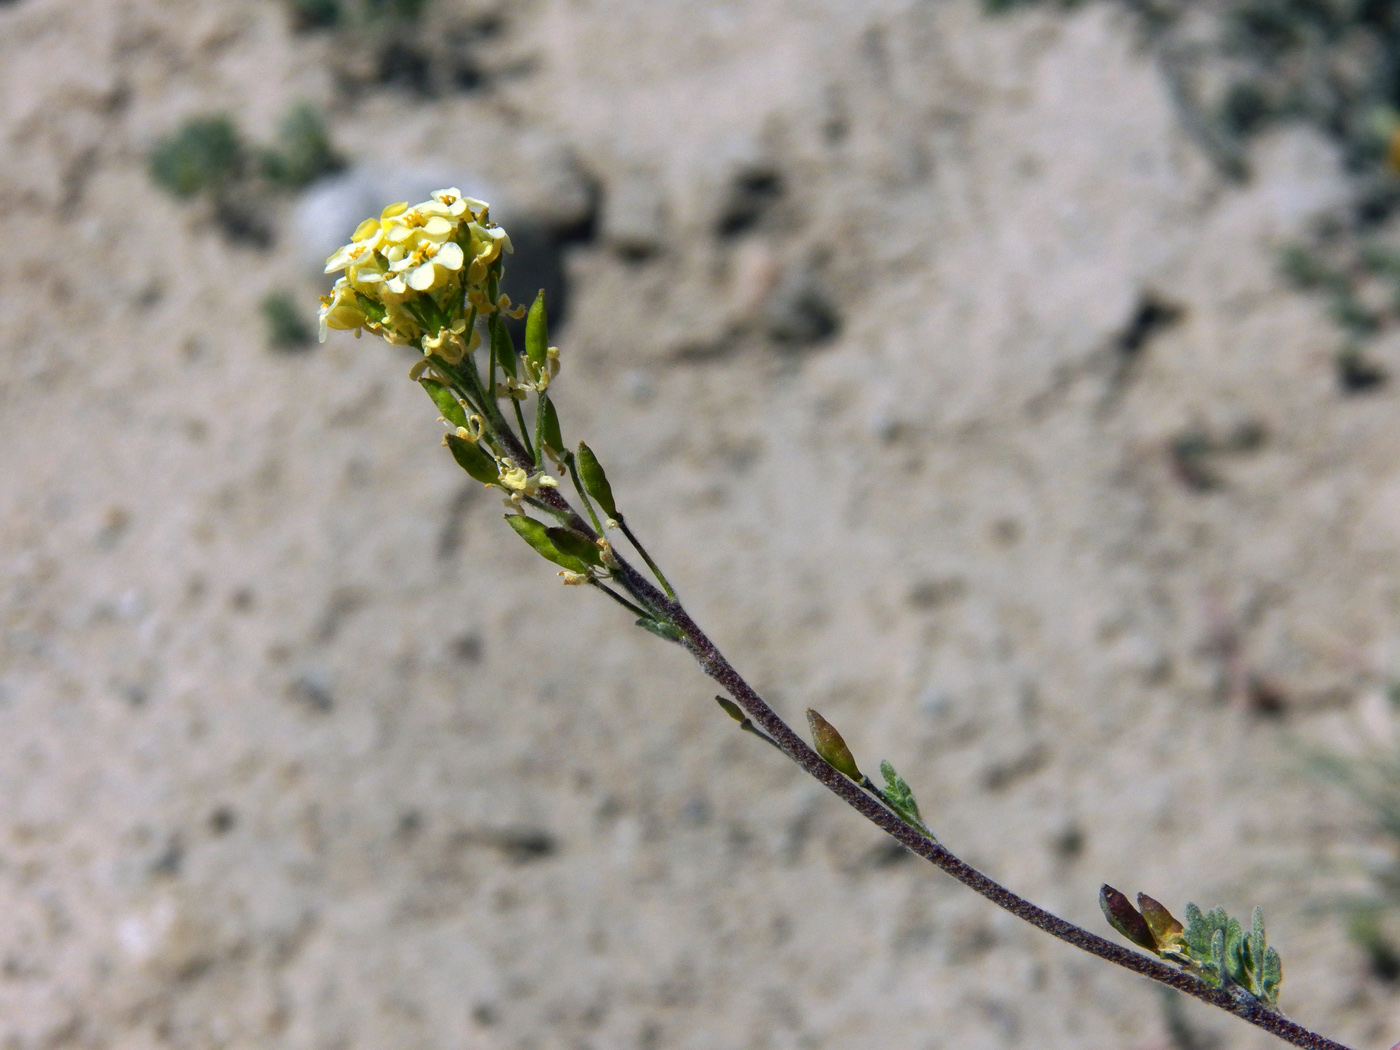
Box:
[318,188,512,354]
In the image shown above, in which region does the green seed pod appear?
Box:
[576,442,619,520]
[446,432,499,485]
[546,526,603,567]
[506,514,590,574]
[1137,894,1184,952]
[540,398,565,458]
[1099,885,1157,952]
[526,290,548,372]
[420,378,468,428]
[492,318,517,378]
[806,709,862,781]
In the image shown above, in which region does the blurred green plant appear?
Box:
[261,104,344,189]
[149,104,344,247]
[1278,240,1392,393]
[1310,727,1400,980]
[288,0,429,29]
[990,0,1400,176]
[289,0,341,28]
[148,116,246,199]
[262,291,316,352]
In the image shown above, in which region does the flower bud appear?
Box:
[715,696,746,722]
[806,709,862,781]
[1099,885,1157,952]
[1137,893,1184,952]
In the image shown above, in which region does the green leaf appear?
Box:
[878,759,925,828]
[506,514,590,574]
[540,398,565,458]
[261,103,343,189]
[1100,886,1158,952]
[420,379,468,428]
[445,433,499,485]
[545,527,604,567]
[1262,945,1283,1005]
[526,290,549,372]
[576,442,619,520]
[148,115,245,198]
[493,319,517,379]
[805,709,862,781]
[1211,928,1227,976]
[635,617,683,643]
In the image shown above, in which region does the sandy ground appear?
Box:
[4,1,1400,1047]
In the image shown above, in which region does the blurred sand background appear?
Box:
[5,0,1400,1047]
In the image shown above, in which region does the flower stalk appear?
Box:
[314,191,1357,1050]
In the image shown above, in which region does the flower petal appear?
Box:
[434,240,465,271]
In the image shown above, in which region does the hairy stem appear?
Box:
[602,548,1352,1050]
[482,408,1350,1047]
[616,515,677,599]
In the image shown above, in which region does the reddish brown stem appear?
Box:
[490,412,1353,1050]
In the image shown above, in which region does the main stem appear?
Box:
[469,357,1353,1050]
[613,560,1351,1050]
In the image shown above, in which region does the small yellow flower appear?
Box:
[386,238,466,294]
[318,278,369,341]
[422,187,471,219]
[423,318,470,364]
[495,459,559,496]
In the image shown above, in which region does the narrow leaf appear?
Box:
[1262,946,1283,1005]
[636,617,683,643]
[421,378,468,428]
[446,432,499,485]
[506,514,590,573]
[546,526,604,567]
